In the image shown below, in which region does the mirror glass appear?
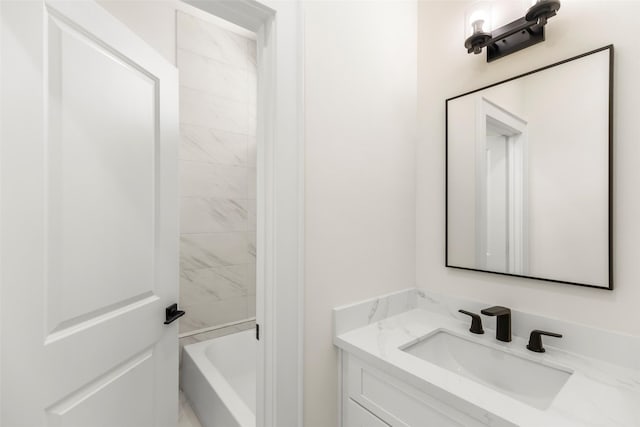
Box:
[446,46,612,289]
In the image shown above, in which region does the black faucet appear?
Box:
[458,310,484,334]
[481,306,511,342]
[527,330,563,353]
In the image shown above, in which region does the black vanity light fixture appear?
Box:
[464,0,561,62]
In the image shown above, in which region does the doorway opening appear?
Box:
[170,4,258,427]
[0,1,302,425]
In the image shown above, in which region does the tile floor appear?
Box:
[179,390,203,427]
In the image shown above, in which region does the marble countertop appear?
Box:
[335,307,640,427]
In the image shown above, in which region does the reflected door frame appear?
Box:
[475,97,529,275]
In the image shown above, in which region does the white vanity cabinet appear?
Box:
[340,352,492,427]
[335,291,640,427]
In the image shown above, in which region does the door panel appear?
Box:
[47,11,157,333]
[46,351,155,427]
[346,399,390,427]
[1,1,179,425]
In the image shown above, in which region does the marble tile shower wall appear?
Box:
[177,11,257,334]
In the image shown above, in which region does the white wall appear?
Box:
[418,0,640,335]
[303,1,417,425]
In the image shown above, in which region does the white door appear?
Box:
[0,1,179,426]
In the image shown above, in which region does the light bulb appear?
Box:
[469,10,488,34]
[471,19,486,35]
[464,1,493,41]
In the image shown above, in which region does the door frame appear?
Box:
[0,0,304,425]
[183,2,304,427]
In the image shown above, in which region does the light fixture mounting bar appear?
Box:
[464,0,560,62]
[485,17,545,62]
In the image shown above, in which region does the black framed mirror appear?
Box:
[446,45,613,289]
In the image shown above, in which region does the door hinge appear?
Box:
[256,324,260,341]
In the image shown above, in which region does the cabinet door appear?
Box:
[343,354,513,427]
[347,398,390,427]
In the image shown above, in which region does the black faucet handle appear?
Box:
[527,329,563,353]
[458,310,484,334]
[480,306,511,316]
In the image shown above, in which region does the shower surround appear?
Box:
[177,11,257,335]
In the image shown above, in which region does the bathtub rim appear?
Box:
[183,329,256,427]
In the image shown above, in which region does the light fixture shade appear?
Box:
[525,0,561,24]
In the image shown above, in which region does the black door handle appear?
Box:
[164,303,185,325]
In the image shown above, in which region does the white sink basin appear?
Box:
[401,329,572,410]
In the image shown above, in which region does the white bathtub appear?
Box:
[181,329,256,427]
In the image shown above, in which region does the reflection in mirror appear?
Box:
[446,46,612,289]
[477,98,528,276]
